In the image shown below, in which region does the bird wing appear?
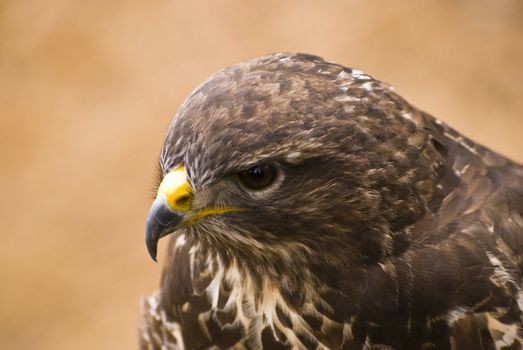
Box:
[356,117,523,349]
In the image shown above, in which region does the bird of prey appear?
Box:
[139,53,523,350]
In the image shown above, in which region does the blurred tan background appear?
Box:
[0,0,522,349]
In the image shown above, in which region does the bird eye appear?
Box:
[238,165,276,190]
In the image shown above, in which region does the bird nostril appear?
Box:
[175,195,191,208]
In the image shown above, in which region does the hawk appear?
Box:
[139,53,523,350]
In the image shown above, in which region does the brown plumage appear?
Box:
[140,53,523,349]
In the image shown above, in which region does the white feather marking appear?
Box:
[188,244,199,280]
[142,292,185,350]
[343,321,355,341]
[446,307,468,325]
[207,274,222,309]
[197,310,212,340]
[457,163,470,176]
[175,234,186,248]
[337,70,352,79]
[401,112,413,121]
[351,69,371,81]
[487,252,516,287]
[337,95,360,102]
[486,313,519,349]
[444,132,479,155]
[285,151,302,164]
[360,81,373,91]
[204,257,332,348]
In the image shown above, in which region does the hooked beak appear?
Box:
[145,195,187,261]
[145,166,192,261]
[145,166,247,262]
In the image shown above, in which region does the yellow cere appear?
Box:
[157,166,247,220]
[157,166,192,212]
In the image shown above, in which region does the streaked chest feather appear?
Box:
[188,243,351,349]
[145,236,354,349]
[142,235,523,350]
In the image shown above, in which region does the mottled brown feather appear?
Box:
[140,53,523,350]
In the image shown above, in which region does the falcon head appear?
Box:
[145,53,445,273]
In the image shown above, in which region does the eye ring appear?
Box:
[238,164,277,190]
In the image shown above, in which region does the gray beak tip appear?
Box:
[145,235,158,262]
[144,196,185,262]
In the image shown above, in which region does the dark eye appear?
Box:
[238,165,277,190]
